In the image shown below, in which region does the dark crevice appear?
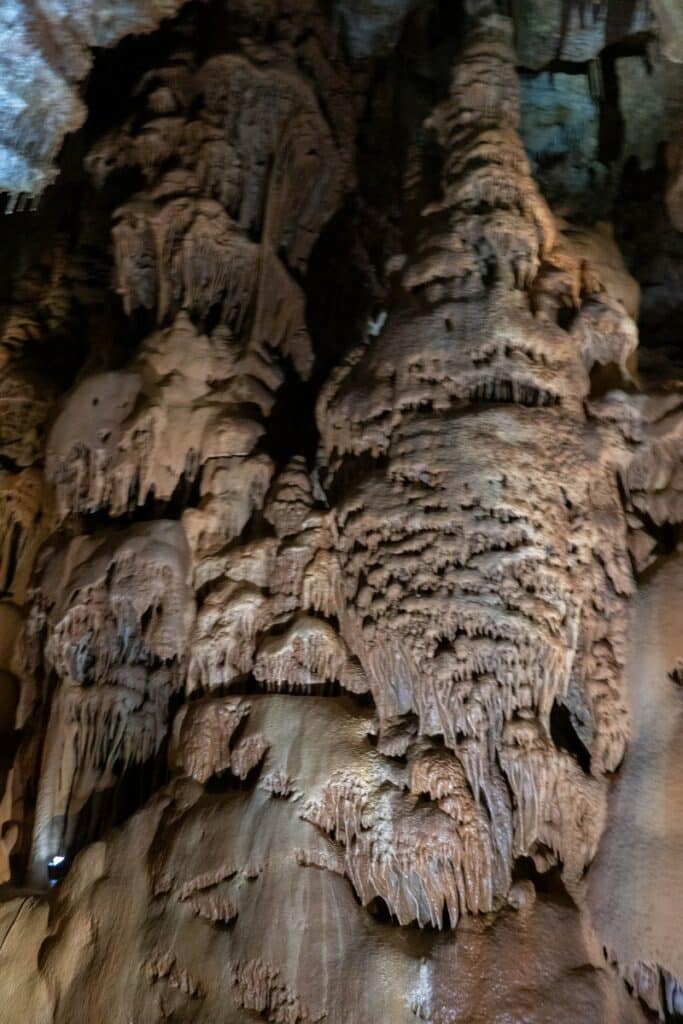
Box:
[0,522,22,598]
[366,895,395,924]
[325,451,391,507]
[77,464,205,531]
[549,700,592,773]
[264,362,320,473]
[588,359,628,398]
[513,856,576,904]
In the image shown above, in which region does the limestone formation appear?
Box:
[317,13,635,914]
[1,0,683,1020]
[0,699,652,1024]
[0,0,189,205]
[18,521,194,884]
[512,0,653,70]
[588,551,683,1016]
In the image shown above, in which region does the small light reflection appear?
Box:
[47,853,67,886]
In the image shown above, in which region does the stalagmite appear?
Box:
[317,8,635,910]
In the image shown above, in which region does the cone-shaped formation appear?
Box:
[315,11,637,916]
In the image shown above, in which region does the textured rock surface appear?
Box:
[316,14,636,918]
[0,698,652,1024]
[512,0,653,69]
[20,521,194,884]
[0,0,189,205]
[588,550,683,1014]
[0,0,682,1020]
[332,0,421,58]
[520,71,602,215]
[617,55,683,172]
[653,0,683,63]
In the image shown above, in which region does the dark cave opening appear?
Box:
[549,700,592,773]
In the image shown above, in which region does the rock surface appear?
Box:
[588,550,683,1015]
[0,0,189,205]
[0,0,682,1021]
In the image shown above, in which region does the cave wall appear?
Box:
[0,1,683,1022]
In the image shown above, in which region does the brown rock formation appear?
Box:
[0,0,682,1021]
[316,11,635,919]
[0,697,652,1024]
